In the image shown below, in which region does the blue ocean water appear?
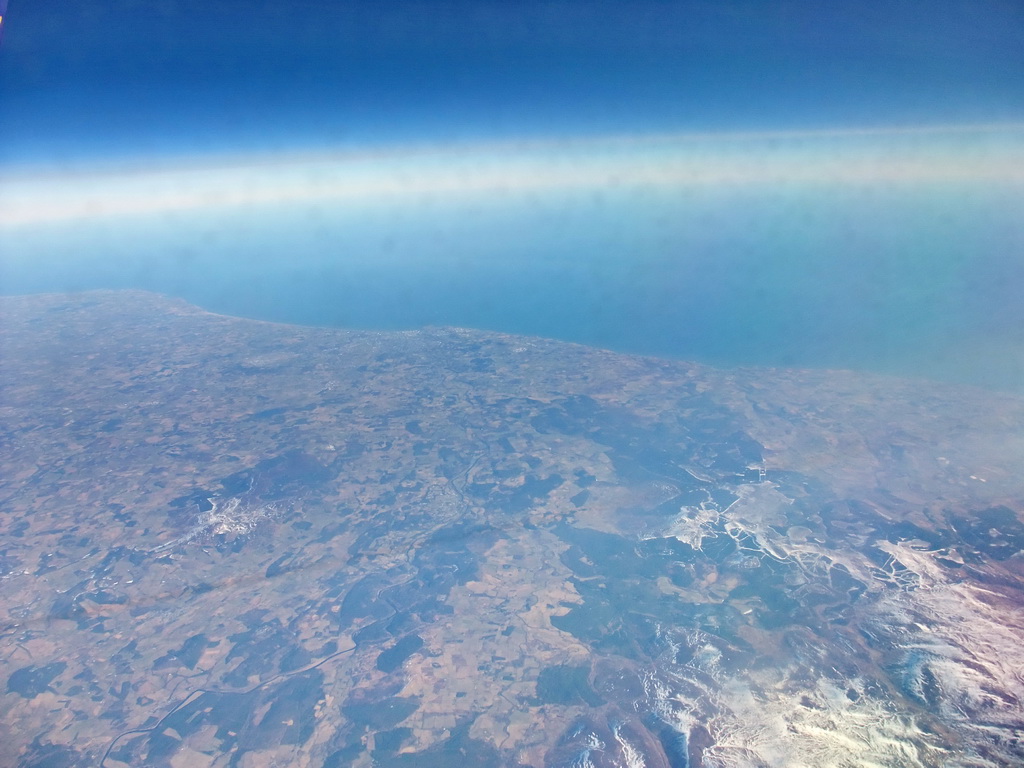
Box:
[3,180,1023,392]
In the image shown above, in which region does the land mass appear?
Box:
[1,291,1023,768]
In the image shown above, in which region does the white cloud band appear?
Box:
[2,124,1023,228]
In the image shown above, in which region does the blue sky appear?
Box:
[2,1,1023,165]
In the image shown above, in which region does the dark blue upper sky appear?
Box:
[1,0,1023,166]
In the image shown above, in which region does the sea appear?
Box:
[2,173,1022,393]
